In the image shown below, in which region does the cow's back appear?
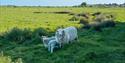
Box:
[64,26,77,41]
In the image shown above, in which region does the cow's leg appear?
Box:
[51,46,54,53]
[48,45,51,52]
[68,39,72,43]
[75,36,79,42]
[59,43,62,48]
[69,41,71,43]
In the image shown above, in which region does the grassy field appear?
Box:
[0,7,125,32]
[0,7,125,63]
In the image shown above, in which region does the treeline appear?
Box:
[75,2,125,7]
[1,2,125,8]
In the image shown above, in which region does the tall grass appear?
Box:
[0,51,23,63]
[2,27,50,43]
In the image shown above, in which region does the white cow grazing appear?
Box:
[41,36,55,48]
[48,39,60,53]
[41,36,60,53]
[55,26,78,47]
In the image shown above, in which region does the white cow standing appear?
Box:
[55,26,78,47]
[41,36,60,53]
[41,36,55,48]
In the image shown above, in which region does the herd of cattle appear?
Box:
[41,26,78,53]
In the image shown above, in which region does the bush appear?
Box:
[92,12,101,16]
[69,16,79,21]
[32,28,48,43]
[33,27,48,37]
[83,22,102,31]
[79,18,89,25]
[93,14,106,22]
[100,20,116,28]
[81,13,116,31]
[4,27,23,42]
[21,28,32,41]
[93,13,115,22]
[4,28,33,42]
[77,13,90,19]
[3,27,49,43]
[83,20,116,32]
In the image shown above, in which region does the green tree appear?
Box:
[81,2,87,7]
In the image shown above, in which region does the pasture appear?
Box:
[0,7,125,32]
[0,6,125,63]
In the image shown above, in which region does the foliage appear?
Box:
[4,27,23,42]
[79,17,89,25]
[0,52,23,63]
[3,27,48,43]
[32,28,48,43]
[80,2,87,7]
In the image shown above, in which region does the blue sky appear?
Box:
[0,0,125,6]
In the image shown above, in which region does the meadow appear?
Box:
[0,7,125,32]
[0,6,125,63]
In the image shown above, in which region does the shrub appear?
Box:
[100,20,116,28]
[83,20,115,32]
[79,18,89,25]
[21,28,32,41]
[4,27,23,42]
[32,28,48,43]
[81,13,116,31]
[92,12,101,16]
[69,16,79,21]
[0,51,23,63]
[3,27,49,43]
[77,13,90,19]
[93,14,106,22]
[83,22,102,31]
[33,27,48,37]
[93,14,115,22]
[4,28,33,42]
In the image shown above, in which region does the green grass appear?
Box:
[0,7,125,32]
[0,7,125,63]
[0,52,23,63]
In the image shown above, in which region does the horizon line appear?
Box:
[0,3,125,7]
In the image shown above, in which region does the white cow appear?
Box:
[41,36,60,53]
[48,39,60,53]
[41,36,55,48]
[55,26,78,47]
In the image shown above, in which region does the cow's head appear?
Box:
[56,29,65,41]
[41,36,49,47]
